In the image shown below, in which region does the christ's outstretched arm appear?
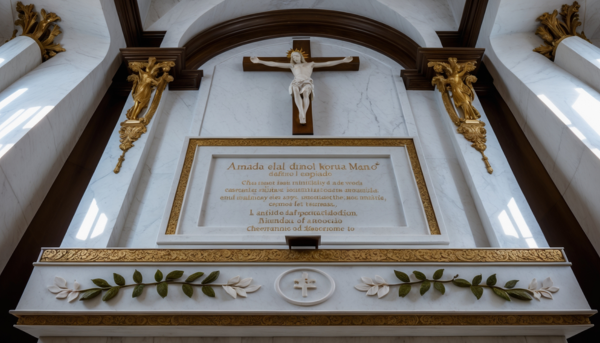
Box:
[313,56,353,68]
[250,56,290,68]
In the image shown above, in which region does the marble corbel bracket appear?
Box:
[120,48,203,90]
[401,48,484,91]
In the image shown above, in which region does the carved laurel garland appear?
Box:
[17,314,591,326]
[355,269,559,302]
[39,249,566,263]
[48,270,261,303]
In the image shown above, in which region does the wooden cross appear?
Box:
[294,272,317,297]
[243,40,360,135]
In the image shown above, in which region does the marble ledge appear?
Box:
[35,337,570,343]
[0,36,41,94]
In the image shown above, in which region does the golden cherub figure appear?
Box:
[114,57,175,173]
[126,57,175,124]
[428,58,493,174]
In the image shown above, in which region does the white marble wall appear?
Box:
[109,37,494,249]
[158,0,457,49]
[37,338,568,343]
[0,0,125,272]
[143,0,182,31]
[446,0,466,27]
[0,36,41,93]
[477,0,600,255]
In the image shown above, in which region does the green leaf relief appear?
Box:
[486,274,497,286]
[102,286,120,302]
[166,270,184,280]
[80,289,102,301]
[504,280,519,289]
[92,279,111,288]
[182,284,194,298]
[492,287,511,301]
[420,280,431,295]
[394,270,410,282]
[470,285,483,300]
[201,271,220,284]
[452,279,471,287]
[413,271,426,281]
[133,270,143,284]
[433,269,444,280]
[434,282,445,295]
[202,285,216,297]
[132,284,145,298]
[113,273,125,286]
[185,272,205,283]
[472,275,482,286]
[507,290,533,301]
[398,284,411,297]
[155,270,163,282]
[157,282,168,298]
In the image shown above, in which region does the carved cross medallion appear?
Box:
[243,40,359,135]
[294,272,317,297]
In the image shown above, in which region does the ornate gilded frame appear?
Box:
[163,138,441,237]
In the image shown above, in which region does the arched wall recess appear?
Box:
[181,9,421,70]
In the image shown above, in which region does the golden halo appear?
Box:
[286,48,309,59]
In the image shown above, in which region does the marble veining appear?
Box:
[144,0,182,31]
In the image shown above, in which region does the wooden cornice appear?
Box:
[114,0,165,47]
[437,0,489,48]
[120,48,203,90]
[401,47,485,90]
[182,9,420,70]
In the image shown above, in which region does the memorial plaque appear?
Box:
[158,138,447,245]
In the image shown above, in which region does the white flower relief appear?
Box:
[355,275,390,298]
[47,276,81,302]
[222,276,262,299]
[528,277,560,300]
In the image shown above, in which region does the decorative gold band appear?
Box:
[39,248,566,263]
[16,314,590,326]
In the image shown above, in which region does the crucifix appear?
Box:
[294,272,317,297]
[243,39,360,135]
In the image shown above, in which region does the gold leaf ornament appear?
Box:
[533,1,591,60]
[428,58,493,174]
[9,1,66,61]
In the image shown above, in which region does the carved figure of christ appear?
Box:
[243,40,359,135]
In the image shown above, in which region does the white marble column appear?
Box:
[555,36,600,94]
[434,88,547,248]
[61,89,170,248]
[0,36,42,93]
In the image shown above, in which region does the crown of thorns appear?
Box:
[286,48,309,59]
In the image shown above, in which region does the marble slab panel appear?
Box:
[157,142,448,246]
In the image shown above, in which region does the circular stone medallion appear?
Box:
[274,267,335,306]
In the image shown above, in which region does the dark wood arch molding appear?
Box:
[182,9,421,70]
